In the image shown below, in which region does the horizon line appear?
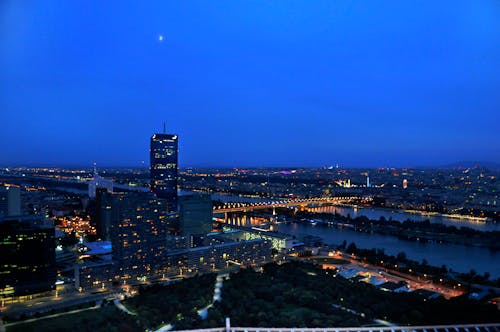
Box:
[1,161,499,170]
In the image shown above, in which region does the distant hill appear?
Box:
[440,161,500,170]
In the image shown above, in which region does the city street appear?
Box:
[314,253,463,299]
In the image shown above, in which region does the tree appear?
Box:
[346,242,357,253]
[396,251,407,262]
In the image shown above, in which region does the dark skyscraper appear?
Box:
[150,131,178,211]
[0,185,21,217]
[0,216,56,298]
[179,194,213,247]
[94,188,118,241]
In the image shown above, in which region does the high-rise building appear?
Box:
[150,132,178,211]
[0,185,21,217]
[179,194,213,246]
[366,176,370,188]
[111,192,173,281]
[94,189,118,241]
[0,215,56,299]
[403,179,408,189]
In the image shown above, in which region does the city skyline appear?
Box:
[1,1,500,330]
[1,1,499,167]
[1,158,500,170]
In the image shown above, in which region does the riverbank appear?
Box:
[305,204,499,231]
[278,208,500,250]
[272,222,500,277]
[331,203,492,223]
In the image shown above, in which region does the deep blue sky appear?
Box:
[1,1,499,167]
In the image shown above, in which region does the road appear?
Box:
[197,273,226,319]
[113,298,136,316]
[313,253,463,299]
[1,291,118,320]
[3,305,100,328]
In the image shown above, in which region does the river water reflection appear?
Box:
[210,193,498,231]
[273,222,500,277]
[306,205,499,231]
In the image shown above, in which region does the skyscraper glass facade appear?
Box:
[150,133,178,211]
[0,217,56,298]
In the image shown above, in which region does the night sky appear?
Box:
[1,1,499,167]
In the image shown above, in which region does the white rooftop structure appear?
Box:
[88,165,113,198]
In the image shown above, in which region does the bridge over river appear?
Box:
[213,196,361,214]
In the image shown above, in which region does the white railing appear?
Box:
[174,323,500,332]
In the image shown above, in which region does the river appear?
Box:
[210,192,498,231]
[272,222,500,277]
[216,192,500,275]
[306,205,498,231]
[51,186,499,276]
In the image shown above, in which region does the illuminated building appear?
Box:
[167,238,272,274]
[221,226,302,251]
[366,176,370,188]
[79,193,271,286]
[166,234,189,250]
[0,185,21,217]
[403,179,408,189]
[88,166,113,198]
[74,242,114,291]
[179,194,213,247]
[75,261,115,292]
[111,192,173,282]
[150,131,179,211]
[0,215,56,300]
[335,179,351,188]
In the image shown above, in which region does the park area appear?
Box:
[5,306,138,332]
[5,274,216,332]
[5,262,500,331]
